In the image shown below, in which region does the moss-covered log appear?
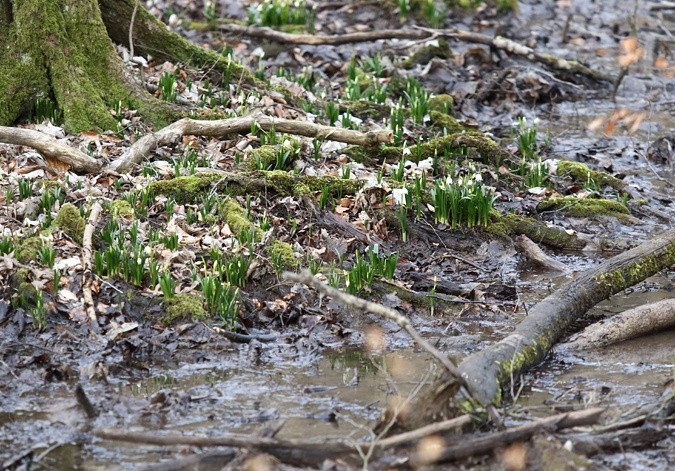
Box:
[407,229,675,425]
[0,0,171,132]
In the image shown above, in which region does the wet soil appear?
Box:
[1,0,674,469]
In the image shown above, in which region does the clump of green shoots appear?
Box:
[513,117,549,188]
[0,237,13,255]
[199,271,239,327]
[404,78,430,124]
[431,173,496,228]
[248,0,315,30]
[31,291,47,331]
[18,179,33,200]
[32,97,62,125]
[158,70,178,102]
[345,245,398,294]
[390,101,405,145]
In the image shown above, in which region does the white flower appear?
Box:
[144,246,152,256]
[473,173,483,182]
[392,188,408,206]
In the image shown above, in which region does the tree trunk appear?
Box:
[98,0,254,86]
[0,0,167,132]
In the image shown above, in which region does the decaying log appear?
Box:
[516,234,569,272]
[563,298,675,350]
[408,229,675,426]
[414,407,604,465]
[107,114,393,173]
[0,126,102,173]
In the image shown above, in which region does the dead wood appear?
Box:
[406,229,675,427]
[107,114,393,173]
[568,426,672,456]
[0,126,102,173]
[563,298,675,350]
[218,23,612,82]
[219,23,430,45]
[82,200,103,324]
[95,414,471,468]
[516,234,568,272]
[413,407,604,465]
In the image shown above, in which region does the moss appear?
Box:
[162,293,209,326]
[340,100,391,121]
[110,200,134,219]
[268,240,299,270]
[245,146,277,171]
[401,38,453,68]
[537,196,632,222]
[428,94,455,114]
[430,111,464,133]
[54,203,85,244]
[344,132,506,165]
[556,160,626,193]
[148,173,226,203]
[14,237,42,263]
[488,212,587,250]
[218,198,263,240]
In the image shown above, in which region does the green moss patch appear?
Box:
[556,161,626,193]
[402,39,453,68]
[163,293,209,326]
[14,237,42,263]
[148,173,226,203]
[537,196,631,222]
[54,203,85,244]
[111,200,134,219]
[269,239,299,270]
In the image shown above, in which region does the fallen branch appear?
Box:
[94,415,469,453]
[414,407,604,465]
[107,114,393,173]
[219,23,429,45]
[516,234,568,272]
[82,201,103,324]
[283,270,474,400]
[0,126,102,173]
[563,298,675,350]
[219,23,612,82]
[408,229,675,426]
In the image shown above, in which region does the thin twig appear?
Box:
[283,270,474,398]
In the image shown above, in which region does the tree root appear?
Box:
[0,126,101,173]
[107,114,393,173]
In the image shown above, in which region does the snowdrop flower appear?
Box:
[473,173,483,182]
[392,188,408,206]
[402,146,411,156]
[144,246,152,256]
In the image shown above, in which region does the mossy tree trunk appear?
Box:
[0,0,168,133]
[98,0,255,86]
[0,0,255,133]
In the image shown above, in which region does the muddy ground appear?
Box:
[1,0,674,469]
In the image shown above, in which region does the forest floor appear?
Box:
[0,0,674,470]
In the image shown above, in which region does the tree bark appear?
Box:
[0,0,162,132]
[406,229,675,427]
[98,0,255,85]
